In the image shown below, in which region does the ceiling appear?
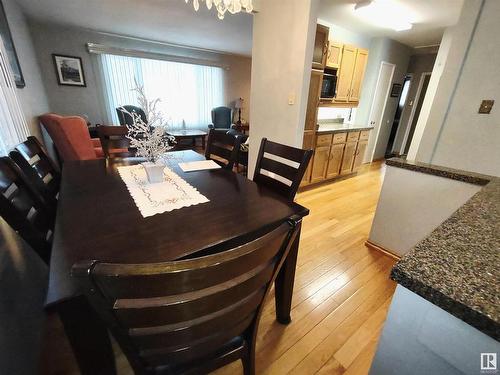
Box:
[319,0,464,48]
[16,0,254,56]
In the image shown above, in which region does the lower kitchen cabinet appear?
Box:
[311,145,330,183]
[352,140,368,172]
[340,141,357,175]
[326,143,345,178]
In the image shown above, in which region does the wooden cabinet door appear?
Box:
[305,70,323,131]
[349,48,369,102]
[340,141,357,174]
[352,140,368,172]
[300,131,315,186]
[311,146,330,183]
[326,143,345,178]
[312,25,329,70]
[335,45,356,102]
[326,41,343,68]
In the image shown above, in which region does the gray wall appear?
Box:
[28,20,252,125]
[392,53,436,154]
[3,0,50,138]
[356,37,412,162]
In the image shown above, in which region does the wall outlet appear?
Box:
[478,100,494,114]
[288,93,295,105]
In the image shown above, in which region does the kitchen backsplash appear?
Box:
[317,107,357,124]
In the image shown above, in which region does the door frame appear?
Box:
[399,71,432,154]
[390,73,413,154]
[367,61,395,162]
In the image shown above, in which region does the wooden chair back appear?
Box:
[253,138,313,202]
[72,216,301,375]
[0,157,54,264]
[97,125,135,158]
[10,136,60,209]
[205,128,242,169]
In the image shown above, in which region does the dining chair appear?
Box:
[10,136,60,209]
[205,128,242,170]
[253,138,313,202]
[0,157,54,264]
[97,125,135,159]
[72,215,300,375]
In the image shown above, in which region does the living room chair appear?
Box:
[72,215,301,375]
[205,128,242,170]
[39,113,104,162]
[253,138,313,202]
[208,106,235,132]
[10,136,60,210]
[116,105,148,126]
[0,157,54,264]
[97,125,135,159]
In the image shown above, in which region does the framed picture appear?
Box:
[52,54,86,87]
[0,0,25,88]
[390,83,402,97]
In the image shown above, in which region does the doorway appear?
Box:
[385,75,411,157]
[401,72,432,155]
[366,61,395,162]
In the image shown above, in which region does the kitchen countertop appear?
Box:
[316,124,373,134]
[388,158,499,340]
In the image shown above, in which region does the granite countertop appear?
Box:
[389,159,499,340]
[316,123,373,134]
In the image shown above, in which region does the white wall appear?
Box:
[408,0,500,176]
[3,0,49,138]
[357,38,411,162]
[28,21,252,125]
[368,166,481,256]
[248,0,319,177]
[317,19,372,50]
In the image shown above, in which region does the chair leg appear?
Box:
[242,346,255,375]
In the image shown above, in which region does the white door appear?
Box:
[365,62,395,162]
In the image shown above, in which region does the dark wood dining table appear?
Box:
[45,150,308,375]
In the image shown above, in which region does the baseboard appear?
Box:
[365,240,401,260]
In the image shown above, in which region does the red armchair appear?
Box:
[39,113,104,162]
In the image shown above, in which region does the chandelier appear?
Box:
[185,0,253,20]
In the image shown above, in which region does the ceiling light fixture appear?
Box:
[185,0,253,20]
[354,0,413,32]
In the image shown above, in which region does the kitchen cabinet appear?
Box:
[335,45,356,102]
[300,131,316,186]
[352,140,368,172]
[312,25,329,70]
[311,145,330,183]
[326,143,345,178]
[340,141,357,175]
[326,42,343,69]
[349,49,369,102]
[305,70,323,131]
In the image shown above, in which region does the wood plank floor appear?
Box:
[40,160,396,375]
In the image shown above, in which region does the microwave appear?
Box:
[321,73,337,99]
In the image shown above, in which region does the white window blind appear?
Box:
[0,38,29,156]
[99,53,225,130]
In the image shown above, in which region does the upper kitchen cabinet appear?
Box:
[335,45,357,102]
[349,48,369,102]
[312,25,329,70]
[326,41,343,69]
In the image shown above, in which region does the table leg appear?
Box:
[192,136,196,147]
[56,295,116,375]
[202,135,206,149]
[274,220,301,324]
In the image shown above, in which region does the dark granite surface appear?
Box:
[390,165,499,340]
[386,158,492,186]
[316,124,373,134]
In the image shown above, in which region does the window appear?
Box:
[99,53,225,130]
[0,38,29,156]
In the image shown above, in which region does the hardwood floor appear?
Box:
[40,160,396,375]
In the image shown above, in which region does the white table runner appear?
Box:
[117,164,209,217]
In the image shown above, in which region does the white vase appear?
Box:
[142,162,165,183]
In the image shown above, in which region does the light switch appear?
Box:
[478,100,494,114]
[288,93,295,105]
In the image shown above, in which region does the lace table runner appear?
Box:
[117,164,209,217]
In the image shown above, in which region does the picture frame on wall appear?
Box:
[52,54,86,87]
[390,83,402,98]
[0,0,25,88]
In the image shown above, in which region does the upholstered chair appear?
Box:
[116,105,147,126]
[208,106,236,132]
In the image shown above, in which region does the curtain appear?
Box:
[100,53,225,130]
[0,38,29,156]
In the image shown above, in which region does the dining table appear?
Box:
[45,150,309,375]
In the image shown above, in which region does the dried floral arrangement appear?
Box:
[118,82,175,163]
